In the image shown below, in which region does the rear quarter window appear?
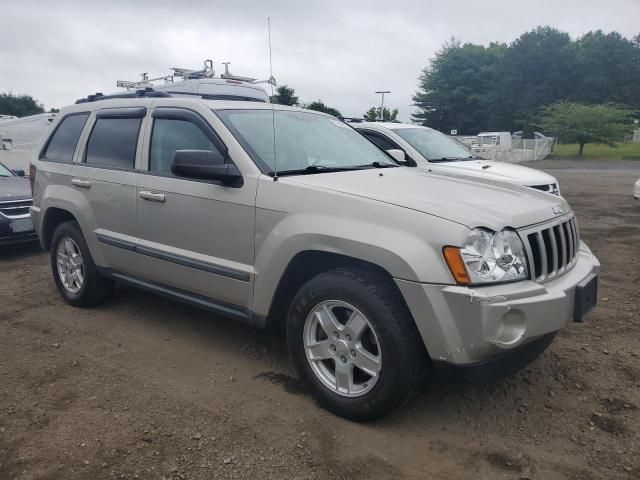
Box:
[42,113,90,162]
[85,117,142,169]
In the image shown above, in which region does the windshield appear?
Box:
[216,109,396,174]
[392,127,473,162]
[0,163,13,177]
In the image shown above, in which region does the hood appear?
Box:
[426,160,557,187]
[284,167,570,230]
[0,175,31,201]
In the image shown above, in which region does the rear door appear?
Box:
[135,106,256,311]
[71,107,146,275]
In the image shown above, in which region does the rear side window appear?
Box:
[85,117,142,169]
[149,118,223,175]
[42,113,89,162]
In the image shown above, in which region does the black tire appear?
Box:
[50,220,114,307]
[287,267,429,421]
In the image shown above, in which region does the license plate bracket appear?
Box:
[574,273,598,322]
[10,217,34,234]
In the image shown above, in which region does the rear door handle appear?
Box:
[71,178,91,189]
[139,191,166,203]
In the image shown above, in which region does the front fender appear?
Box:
[251,209,459,317]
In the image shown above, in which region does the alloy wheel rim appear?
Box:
[303,300,382,398]
[56,237,84,294]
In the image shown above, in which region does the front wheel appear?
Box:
[287,268,427,421]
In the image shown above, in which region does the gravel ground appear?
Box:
[1,159,639,480]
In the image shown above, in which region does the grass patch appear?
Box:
[552,143,640,160]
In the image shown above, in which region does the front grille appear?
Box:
[524,216,579,281]
[0,199,32,218]
[530,183,559,195]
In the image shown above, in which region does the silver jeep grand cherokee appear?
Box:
[30,93,600,420]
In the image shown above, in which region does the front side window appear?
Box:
[149,118,223,175]
[392,127,472,162]
[42,113,89,162]
[0,162,13,177]
[85,117,141,169]
[216,109,396,174]
[362,131,398,151]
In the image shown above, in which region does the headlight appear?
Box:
[443,228,528,285]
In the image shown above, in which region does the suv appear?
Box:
[30,95,599,420]
[350,121,560,195]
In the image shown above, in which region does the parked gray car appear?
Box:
[0,161,37,245]
[30,93,600,420]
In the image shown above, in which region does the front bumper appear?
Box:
[0,215,37,246]
[395,241,600,368]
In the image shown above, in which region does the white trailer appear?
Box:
[0,113,56,171]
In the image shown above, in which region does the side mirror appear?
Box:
[386,149,406,163]
[12,169,25,177]
[171,150,243,187]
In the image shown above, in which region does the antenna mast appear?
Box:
[268,17,278,181]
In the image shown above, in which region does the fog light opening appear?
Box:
[495,311,526,346]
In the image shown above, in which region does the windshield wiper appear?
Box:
[272,165,361,176]
[431,156,477,163]
[431,156,466,163]
[367,161,397,168]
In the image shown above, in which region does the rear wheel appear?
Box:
[287,267,427,421]
[50,221,113,307]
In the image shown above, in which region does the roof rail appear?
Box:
[342,117,366,123]
[75,87,172,104]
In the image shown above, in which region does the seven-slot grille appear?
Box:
[0,199,32,218]
[524,216,579,282]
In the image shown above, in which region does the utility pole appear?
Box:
[375,90,390,121]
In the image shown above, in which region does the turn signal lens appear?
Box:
[443,246,471,285]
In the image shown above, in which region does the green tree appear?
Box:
[412,38,505,133]
[363,106,398,121]
[540,102,633,156]
[566,30,640,109]
[0,93,45,117]
[305,100,342,118]
[489,27,574,129]
[413,27,640,133]
[270,85,299,106]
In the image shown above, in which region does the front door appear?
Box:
[135,107,255,310]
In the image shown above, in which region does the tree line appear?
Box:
[0,93,47,117]
[412,27,640,135]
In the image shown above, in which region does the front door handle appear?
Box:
[139,191,166,203]
[71,178,91,189]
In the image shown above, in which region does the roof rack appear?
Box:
[342,117,366,123]
[115,59,276,91]
[75,87,172,104]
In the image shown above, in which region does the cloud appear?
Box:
[1,0,638,122]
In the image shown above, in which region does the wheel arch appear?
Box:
[42,207,78,250]
[263,250,410,329]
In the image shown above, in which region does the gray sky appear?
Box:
[1,0,639,121]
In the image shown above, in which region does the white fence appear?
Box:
[509,138,554,162]
[453,135,554,163]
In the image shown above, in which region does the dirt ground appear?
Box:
[1,159,639,480]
